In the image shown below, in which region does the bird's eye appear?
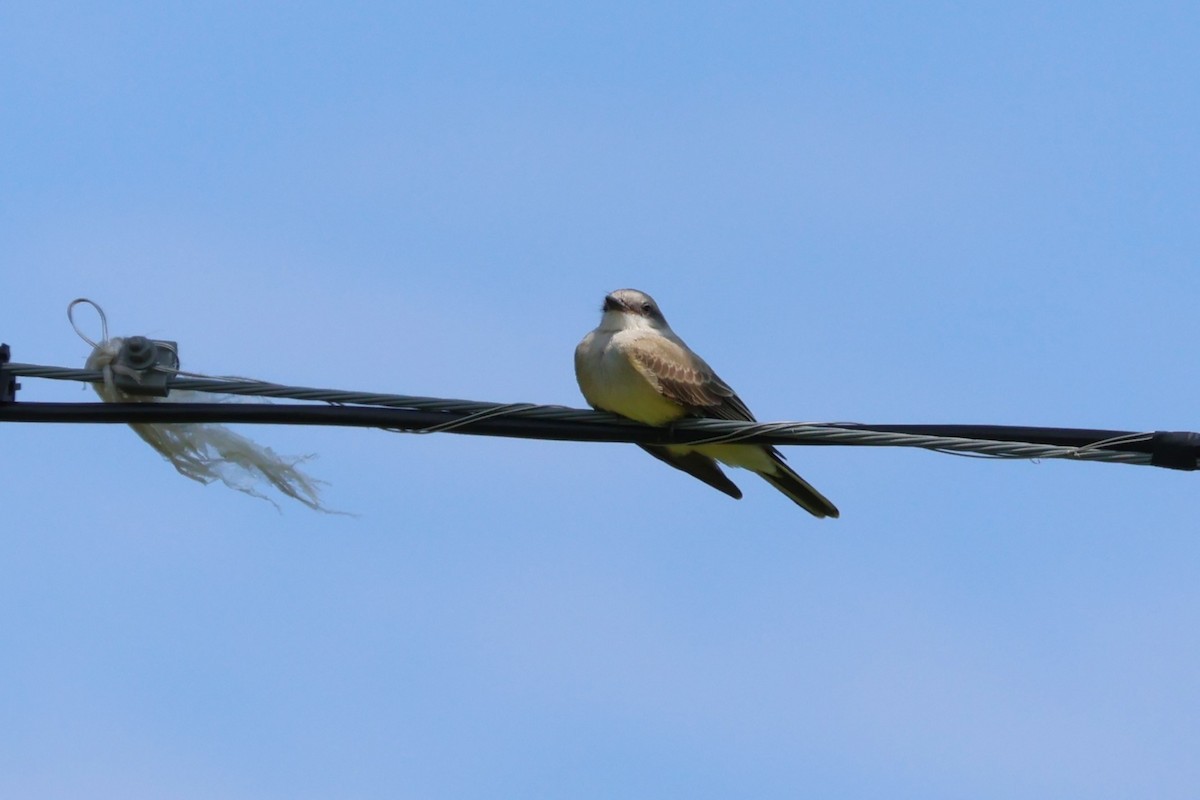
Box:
[641,302,654,315]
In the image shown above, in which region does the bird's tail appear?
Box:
[759,458,839,519]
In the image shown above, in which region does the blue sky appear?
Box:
[3,3,1199,797]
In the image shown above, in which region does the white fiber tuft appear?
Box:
[72,299,338,512]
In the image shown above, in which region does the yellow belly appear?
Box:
[575,331,686,426]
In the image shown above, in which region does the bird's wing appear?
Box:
[626,335,756,422]
[637,445,743,499]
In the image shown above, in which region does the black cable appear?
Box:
[0,401,1195,470]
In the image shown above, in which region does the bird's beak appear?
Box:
[602,294,624,313]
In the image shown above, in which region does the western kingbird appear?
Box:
[575,288,838,518]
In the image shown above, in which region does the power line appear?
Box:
[3,353,1196,471]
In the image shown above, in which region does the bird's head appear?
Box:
[599,288,669,332]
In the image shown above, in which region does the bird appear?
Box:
[574,288,839,518]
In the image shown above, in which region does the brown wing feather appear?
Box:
[624,334,838,517]
[628,340,756,422]
[630,337,805,474]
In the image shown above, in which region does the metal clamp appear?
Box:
[0,343,18,403]
[112,336,180,397]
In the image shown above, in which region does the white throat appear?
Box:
[597,310,667,334]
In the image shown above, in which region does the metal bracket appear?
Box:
[0,344,18,403]
[112,336,180,397]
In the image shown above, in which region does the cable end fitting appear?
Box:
[0,343,19,403]
[1149,431,1200,471]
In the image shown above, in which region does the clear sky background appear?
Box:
[3,3,1199,798]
